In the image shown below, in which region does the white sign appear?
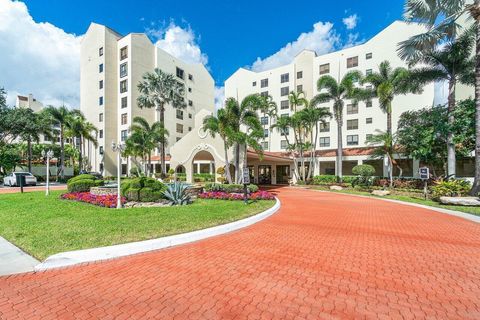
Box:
[243,169,250,185]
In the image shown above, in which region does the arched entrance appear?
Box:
[192,150,215,183]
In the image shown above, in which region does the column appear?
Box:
[413,159,420,178]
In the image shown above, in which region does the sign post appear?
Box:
[243,167,250,205]
[419,167,429,200]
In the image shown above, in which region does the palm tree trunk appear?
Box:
[223,141,233,184]
[243,143,248,183]
[78,136,83,172]
[158,104,166,178]
[148,153,152,177]
[234,143,240,183]
[471,9,480,196]
[387,102,393,136]
[60,125,65,180]
[337,120,343,183]
[27,138,32,173]
[447,78,456,178]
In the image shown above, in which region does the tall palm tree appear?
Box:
[128,116,169,176]
[66,113,98,171]
[366,130,399,188]
[258,95,277,151]
[311,71,362,183]
[271,115,299,180]
[398,0,480,193]
[288,91,309,181]
[137,68,186,177]
[202,108,234,184]
[42,105,81,180]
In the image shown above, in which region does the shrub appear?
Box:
[139,187,164,202]
[204,183,258,193]
[121,177,167,202]
[198,191,275,201]
[163,182,191,205]
[68,174,96,184]
[312,175,337,185]
[67,179,97,193]
[352,164,375,177]
[431,179,471,201]
[193,173,215,183]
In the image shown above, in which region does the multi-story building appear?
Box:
[225,21,474,180]
[80,23,215,177]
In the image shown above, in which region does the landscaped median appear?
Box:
[0,190,277,262]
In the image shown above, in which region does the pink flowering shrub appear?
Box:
[198,191,275,201]
[61,192,126,208]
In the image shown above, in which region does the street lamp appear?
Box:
[112,141,125,209]
[41,150,54,196]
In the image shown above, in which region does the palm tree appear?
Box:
[398,0,480,193]
[311,71,362,183]
[66,113,98,171]
[128,116,169,176]
[366,130,399,188]
[202,108,234,184]
[288,91,310,181]
[271,115,299,180]
[258,95,277,151]
[137,68,186,177]
[42,106,81,180]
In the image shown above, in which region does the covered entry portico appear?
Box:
[246,150,294,185]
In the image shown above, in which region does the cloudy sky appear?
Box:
[0,0,406,108]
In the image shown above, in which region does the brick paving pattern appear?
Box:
[1,187,480,319]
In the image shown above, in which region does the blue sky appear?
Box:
[0,0,406,107]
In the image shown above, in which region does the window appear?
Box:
[264,129,269,137]
[188,127,192,131]
[366,52,372,60]
[99,96,103,106]
[366,69,372,75]
[188,87,192,93]
[188,100,193,106]
[99,130,103,139]
[176,67,184,79]
[320,122,330,132]
[99,47,103,56]
[280,100,289,110]
[280,73,289,83]
[297,71,303,79]
[280,86,289,96]
[121,97,127,109]
[176,109,184,120]
[120,62,127,78]
[347,56,358,68]
[260,91,268,97]
[366,101,373,108]
[366,117,373,124]
[347,135,359,146]
[99,80,103,89]
[260,78,268,88]
[281,127,289,136]
[99,63,103,73]
[252,81,257,87]
[99,146,104,155]
[366,134,373,141]
[319,137,330,147]
[120,80,127,93]
[188,113,192,119]
[121,113,127,125]
[176,123,184,134]
[176,137,181,142]
[120,46,128,60]
[281,113,289,118]
[347,119,358,130]
[261,116,268,125]
[280,140,288,149]
[262,141,268,150]
[319,63,330,75]
[188,74,193,81]
[347,104,358,114]
[297,85,303,93]
[99,113,103,122]
[121,130,127,142]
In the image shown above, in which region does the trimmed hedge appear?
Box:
[67,174,104,192]
[204,183,259,193]
[121,177,167,202]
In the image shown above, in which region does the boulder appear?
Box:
[371,190,391,197]
[330,185,343,191]
[439,197,480,206]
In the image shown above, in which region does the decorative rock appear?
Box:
[124,200,170,208]
[330,186,343,191]
[439,197,480,206]
[371,190,391,197]
[90,186,118,196]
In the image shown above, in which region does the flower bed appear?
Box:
[61,192,126,208]
[198,191,275,201]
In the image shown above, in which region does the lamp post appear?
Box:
[41,150,54,196]
[112,141,125,209]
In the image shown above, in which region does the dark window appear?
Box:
[188,113,192,119]
[297,71,303,79]
[280,86,289,96]
[260,91,268,97]
[188,74,193,81]
[176,109,184,120]
[297,85,303,92]
[280,100,289,109]
[121,113,127,125]
[99,63,103,73]
[347,56,359,68]
[176,123,183,134]
[99,96,103,106]
[176,67,184,79]
[366,69,372,76]
[347,104,358,114]
[319,63,330,75]
[120,46,128,60]
[252,81,257,87]
[188,87,192,92]
[366,101,373,108]
[347,135,359,146]
[121,130,128,141]
[347,119,358,130]
[99,80,103,89]
[121,96,127,109]
[280,73,289,83]
[262,141,268,150]
[120,80,127,93]
[120,62,127,78]
[280,140,288,149]
[99,146,104,155]
[261,116,268,125]
[366,52,372,60]
[319,137,330,147]
[99,113,103,122]
[260,78,268,88]
[264,129,269,137]
[320,122,330,132]
[99,130,103,139]
[188,100,193,106]
[366,134,373,141]
[99,47,103,56]
[366,117,372,124]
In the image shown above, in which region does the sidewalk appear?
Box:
[0,236,39,276]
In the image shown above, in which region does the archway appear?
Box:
[192,150,215,183]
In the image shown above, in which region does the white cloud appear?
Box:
[343,14,358,30]
[250,22,340,72]
[147,22,208,65]
[214,86,225,111]
[0,0,82,107]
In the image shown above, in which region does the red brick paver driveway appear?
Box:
[1,187,480,319]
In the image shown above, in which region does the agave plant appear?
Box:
[163,182,191,205]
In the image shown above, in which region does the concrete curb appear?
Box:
[308,188,480,224]
[35,197,281,271]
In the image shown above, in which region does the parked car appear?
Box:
[3,172,37,187]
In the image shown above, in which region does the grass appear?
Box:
[308,186,480,217]
[0,191,275,260]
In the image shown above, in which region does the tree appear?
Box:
[0,144,21,175]
[42,106,81,180]
[366,131,399,187]
[311,71,362,183]
[288,91,309,180]
[258,95,277,151]
[202,108,234,184]
[127,116,169,176]
[137,68,186,177]
[66,113,98,171]
[271,115,299,180]
[398,0,480,194]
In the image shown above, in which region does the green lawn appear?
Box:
[0,191,275,260]
[308,186,480,216]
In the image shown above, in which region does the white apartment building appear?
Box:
[80,23,215,177]
[225,21,474,180]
